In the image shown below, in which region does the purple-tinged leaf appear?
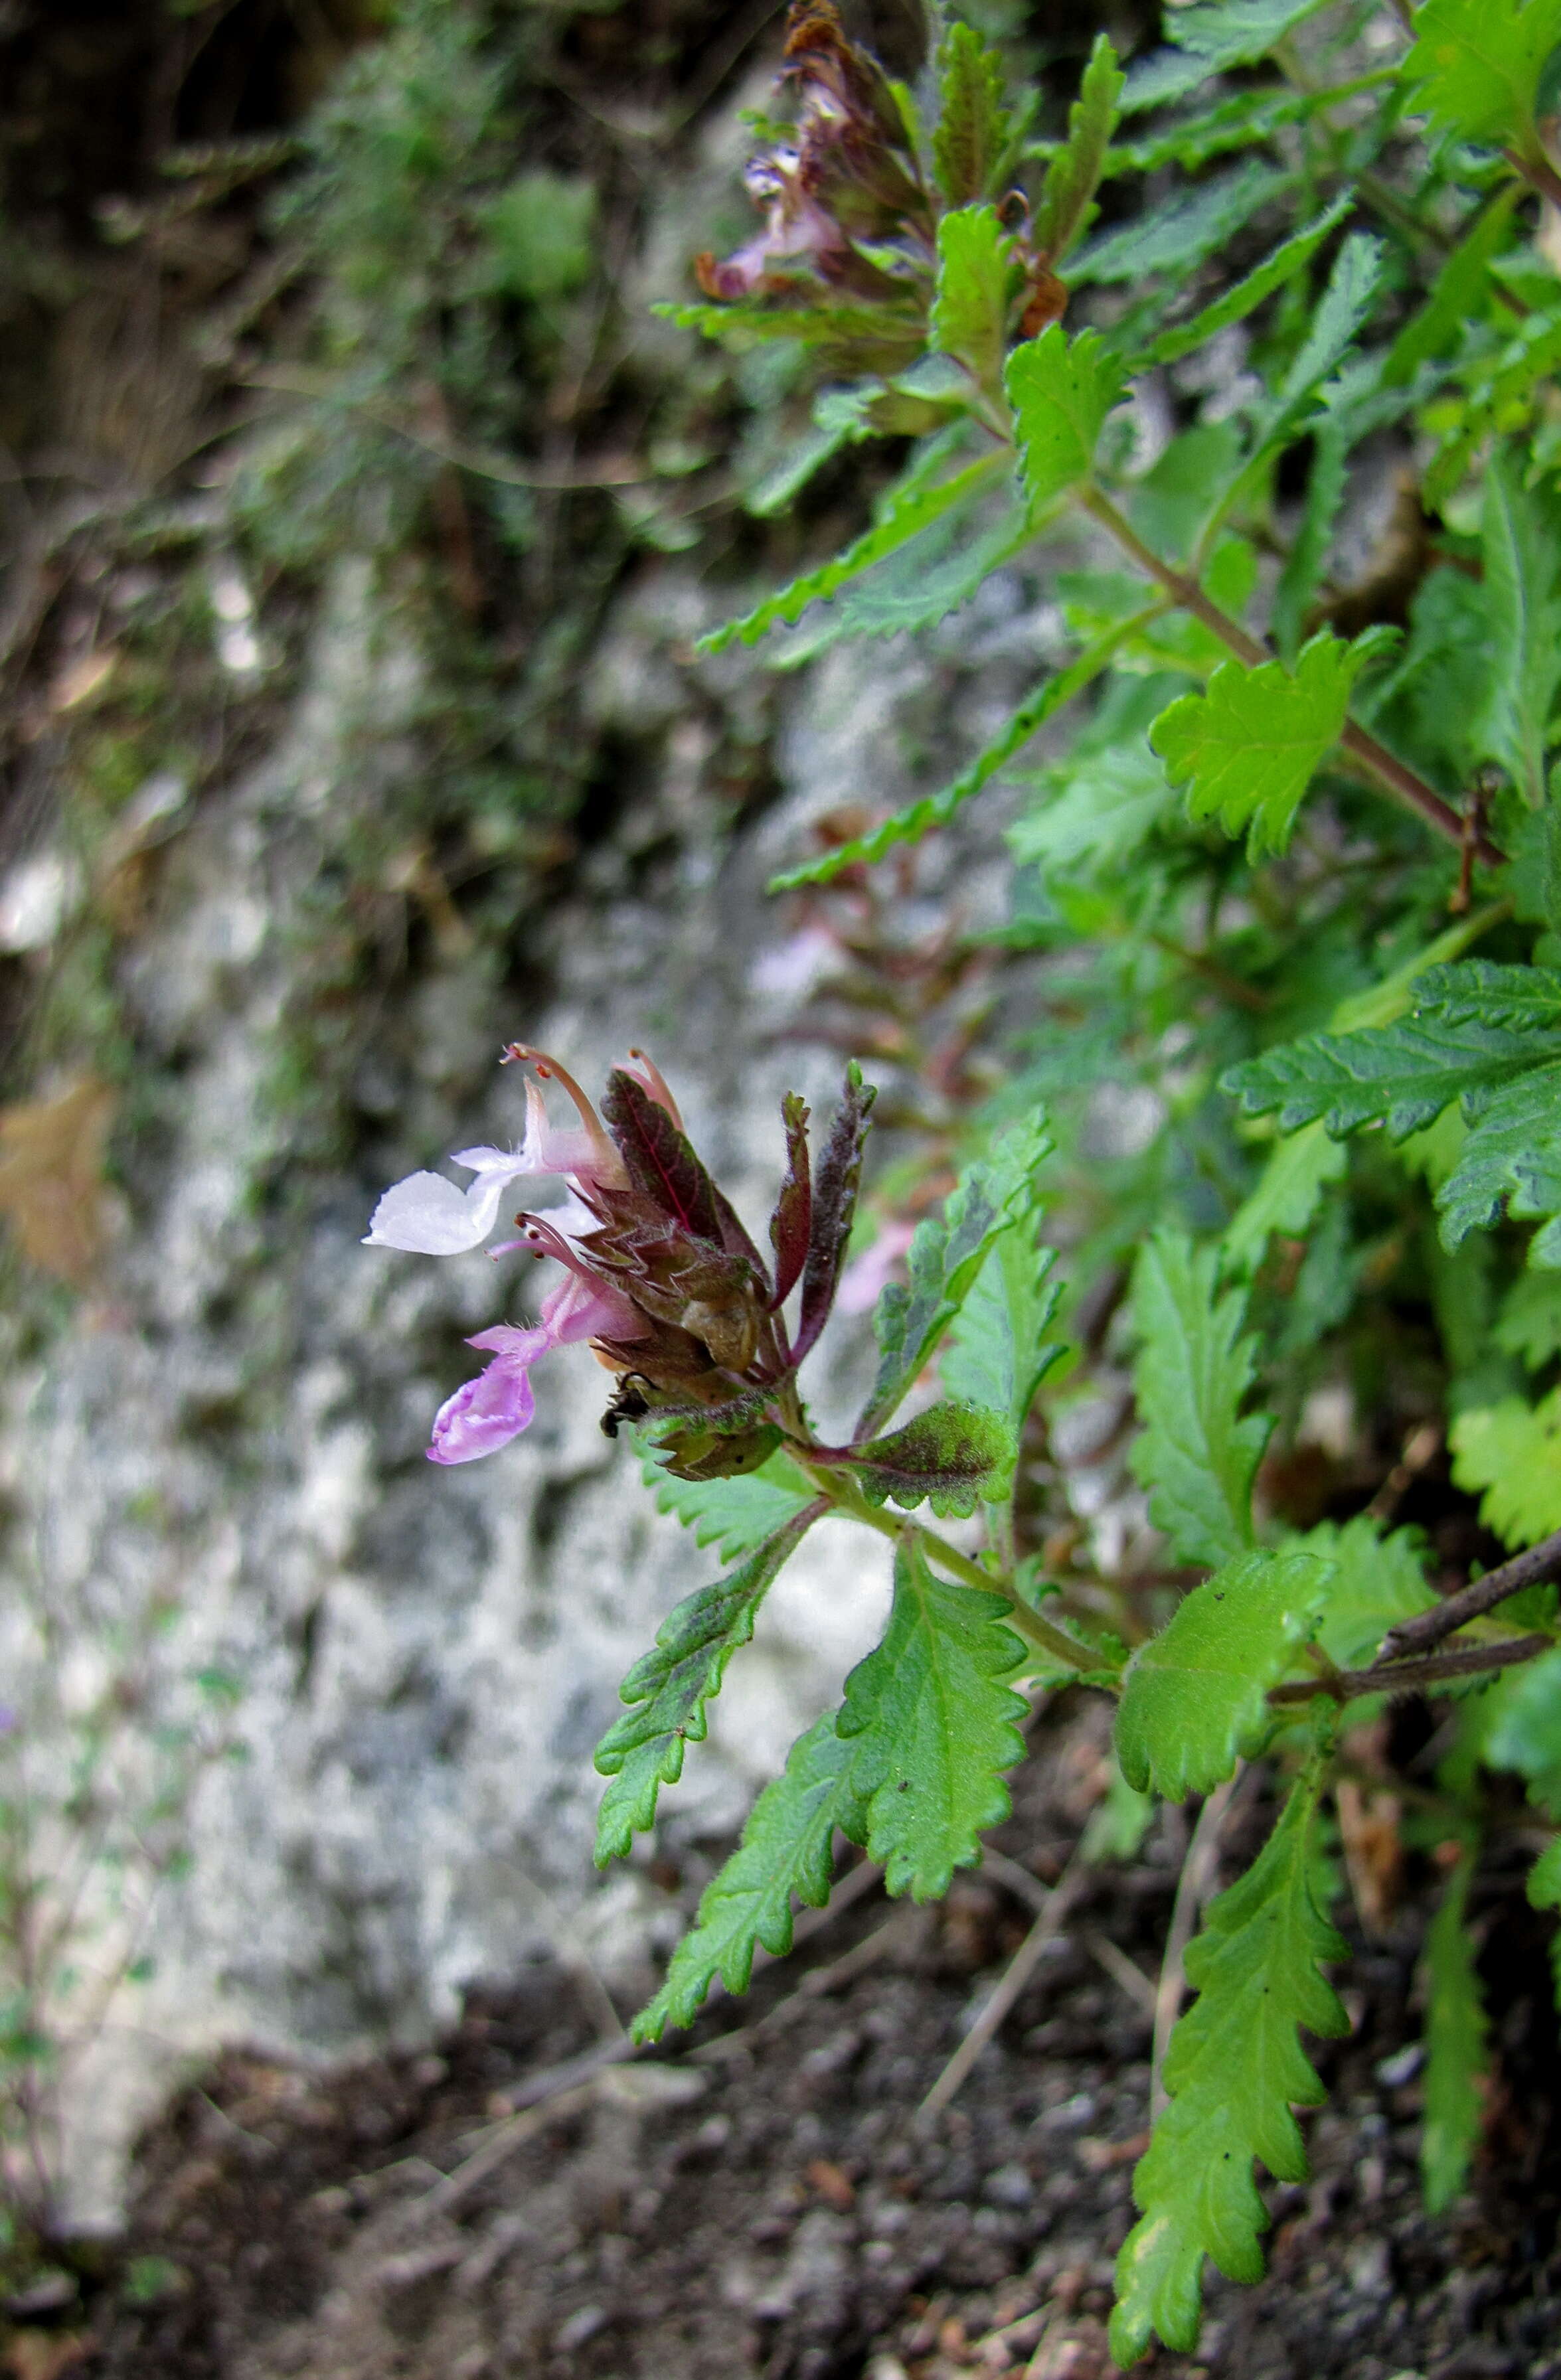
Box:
[836,1399,1017,1519]
[603,1070,723,1244]
[770,1092,813,1311]
[655,1419,784,1482]
[713,1184,770,1283]
[797,1062,877,1359]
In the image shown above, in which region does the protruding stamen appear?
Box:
[504,1043,624,1185]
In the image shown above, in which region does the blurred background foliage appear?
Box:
[0,0,1137,1288]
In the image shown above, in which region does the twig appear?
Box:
[1081,1927,1159,2016]
[1151,1769,1246,2118]
[1270,1631,1553,1705]
[690,1903,924,2062]
[1075,484,1501,866]
[920,1855,1088,2118]
[1378,1526,1561,1660]
[501,2035,637,2118]
[421,2079,600,2217]
[979,1845,1052,1915]
[1504,145,1561,213]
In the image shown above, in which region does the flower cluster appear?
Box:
[691,0,1067,377]
[366,1044,874,1474]
[695,0,934,307]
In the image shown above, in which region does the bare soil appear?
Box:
[20,1698,1558,2380]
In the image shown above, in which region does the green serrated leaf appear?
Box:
[1145,195,1353,369]
[932,19,1013,202]
[1485,1644,1561,1815]
[1495,1268,1561,1367]
[633,1429,817,1561]
[1115,1549,1333,1800]
[930,204,1015,394]
[1109,1757,1349,2364]
[1293,1516,1437,1671]
[1122,11,1323,110]
[631,1711,868,2041]
[1451,1389,1561,1546]
[1211,234,1386,536]
[844,1400,1017,1518]
[838,1535,1027,1900]
[1069,161,1293,285]
[1129,1228,1272,1570]
[1420,1849,1489,2215]
[772,606,1163,889]
[1383,189,1522,386]
[594,1518,816,1863]
[942,1210,1064,1435]
[1008,730,1177,886]
[1226,982,1561,1141]
[1476,451,1561,804]
[1224,960,1561,1266]
[1033,33,1123,266]
[653,298,922,351]
[1151,633,1364,854]
[1223,1119,1347,1280]
[1530,1834,1561,1907]
[863,1114,1053,1433]
[1006,325,1126,511]
[1106,78,1377,171]
[1435,1059,1561,1255]
[1405,0,1561,149]
[764,483,1034,667]
[697,447,1008,654]
[1081,1756,1156,1864]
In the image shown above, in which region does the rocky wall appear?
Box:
[0,477,1052,2221]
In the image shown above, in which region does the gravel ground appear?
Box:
[24,1698,1561,2380]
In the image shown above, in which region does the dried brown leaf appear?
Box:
[0,1075,117,1283]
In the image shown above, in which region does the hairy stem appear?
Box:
[1074,484,1500,864]
[1378,1525,1561,1661]
[807,1463,1097,1674]
[1504,145,1561,214]
[1269,1631,1554,1706]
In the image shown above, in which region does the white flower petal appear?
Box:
[450,1143,525,1175]
[364,1169,510,1255]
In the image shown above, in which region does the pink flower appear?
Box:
[835,1218,915,1314]
[366,1042,675,1462]
[697,153,849,299]
[363,1046,683,1257]
[428,1269,642,1465]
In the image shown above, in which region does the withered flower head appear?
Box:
[695,0,932,308]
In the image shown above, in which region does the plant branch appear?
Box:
[1269,1631,1554,1706]
[1378,1526,1561,1660]
[805,1462,1099,1674]
[920,1850,1089,2116]
[1504,145,1561,213]
[1075,484,1501,864]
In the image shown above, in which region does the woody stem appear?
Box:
[1074,484,1501,866]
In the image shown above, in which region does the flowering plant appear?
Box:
[371,1,1561,2367]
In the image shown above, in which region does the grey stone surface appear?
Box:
[0,503,1054,2221]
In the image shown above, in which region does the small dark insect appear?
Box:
[600,1375,652,1439]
